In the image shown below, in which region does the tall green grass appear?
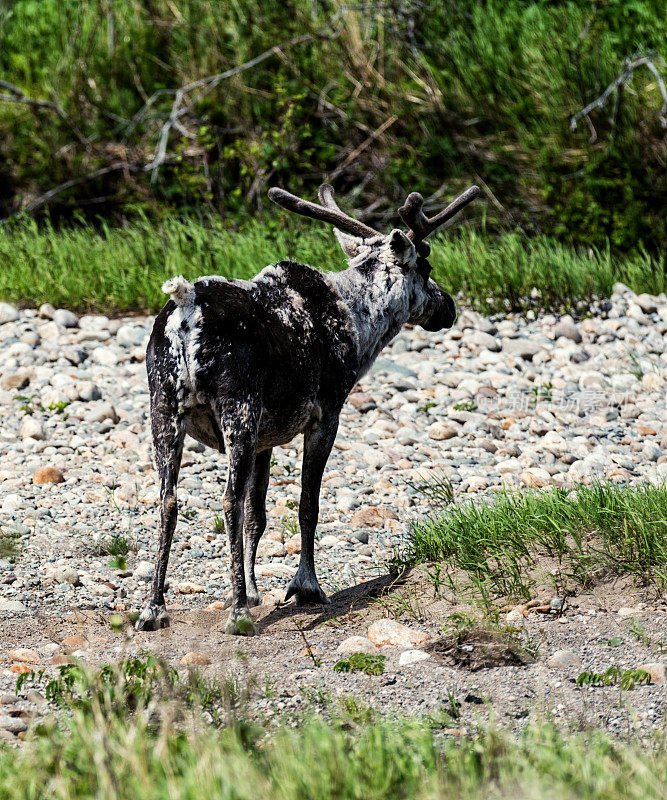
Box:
[0,218,663,313]
[409,483,667,603]
[5,660,666,800]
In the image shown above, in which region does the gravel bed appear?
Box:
[0,282,665,738]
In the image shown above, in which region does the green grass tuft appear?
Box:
[409,483,667,603]
[576,667,652,690]
[333,653,386,676]
[6,657,667,799]
[0,529,21,561]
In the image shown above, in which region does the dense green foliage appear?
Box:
[409,482,667,603]
[0,217,663,313]
[5,659,667,799]
[0,0,665,251]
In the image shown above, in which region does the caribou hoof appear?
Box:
[224,607,256,636]
[135,603,170,631]
[285,571,331,606]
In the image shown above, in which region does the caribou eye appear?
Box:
[416,256,432,284]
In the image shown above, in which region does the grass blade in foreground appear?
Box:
[4,687,666,800]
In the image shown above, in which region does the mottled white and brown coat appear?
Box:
[137,184,477,635]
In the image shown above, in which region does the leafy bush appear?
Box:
[0,1,665,251]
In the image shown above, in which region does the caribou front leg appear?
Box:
[285,417,338,605]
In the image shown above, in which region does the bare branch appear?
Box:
[1,157,177,222]
[151,88,185,183]
[328,115,398,181]
[570,52,667,142]
[145,34,314,181]
[0,80,90,147]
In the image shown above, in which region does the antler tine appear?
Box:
[318,183,340,211]
[268,185,381,240]
[399,185,480,255]
[422,185,480,232]
[398,192,431,256]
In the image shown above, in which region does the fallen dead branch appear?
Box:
[570,51,667,142]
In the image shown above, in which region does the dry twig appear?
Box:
[146,34,315,182]
[0,80,89,147]
[1,157,175,222]
[570,51,667,142]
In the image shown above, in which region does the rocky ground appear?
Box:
[0,283,665,741]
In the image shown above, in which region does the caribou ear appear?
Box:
[334,227,365,259]
[388,228,412,255]
[387,229,416,273]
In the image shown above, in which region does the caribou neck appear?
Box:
[326,266,412,378]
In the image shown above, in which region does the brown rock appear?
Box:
[180,651,211,667]
[8,648,40,664]
[637,426,657,436]
[261,590,284,606]
[0,714,27,734]
[175,582,204,594]
[367,619,430,648]
[642,373,664,392]
[257,539,286,558]
[256,564,293,578]
[505,605,527,623]
[0,371,30,391]
[519,468,551,488]
[608,468,632,483]
[285,534,301,555]
[427,422,458,441]
[265,525,285,543]
[9,664,33,675]
[60,635,88,652]
[638,662,666,683]
[33,467,65,485]
[336,635,378,655]
[51,654,72,666]
[351,507,383,528]
[298,646,322,658]
[349,392,376,410]
[546,649,581,669]
[206,601,225,611]
[351,506,399,528]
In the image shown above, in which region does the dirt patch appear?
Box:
[1,566,666,740]
[426,628,535,671]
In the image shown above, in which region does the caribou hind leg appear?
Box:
[136,390,185,631]
[218,400,261,635]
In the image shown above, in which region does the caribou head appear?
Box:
[268,181,479,335]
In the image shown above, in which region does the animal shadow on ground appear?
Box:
[254,570,410,634]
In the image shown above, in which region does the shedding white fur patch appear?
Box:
[162,276,195,306]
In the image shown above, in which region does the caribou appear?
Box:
[136,182,479,635]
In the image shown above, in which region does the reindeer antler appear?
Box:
[399,185,480,256]
[269,182,480,255]
[268,184,382,240]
